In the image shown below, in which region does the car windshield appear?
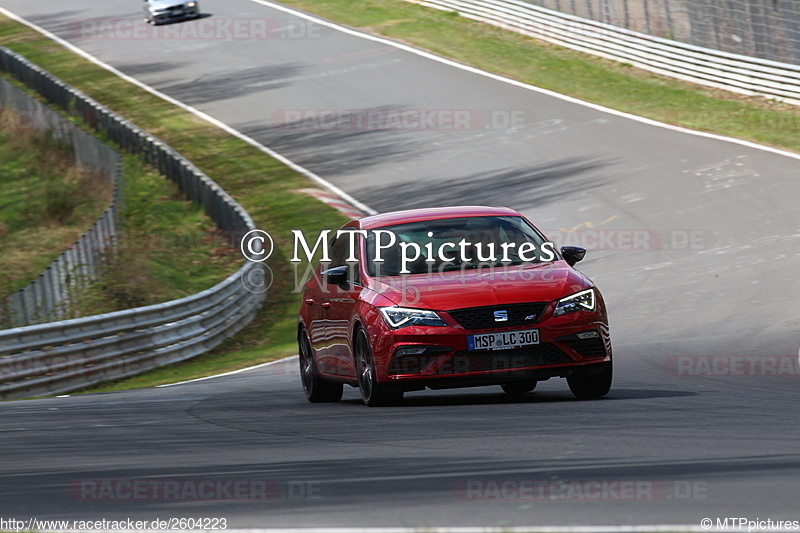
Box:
[365,215,555,276]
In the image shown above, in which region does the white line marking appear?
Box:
[248,0,800,162]
[156,355,298,387]
[0,6,377,216]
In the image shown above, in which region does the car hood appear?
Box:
[370,261,589,310]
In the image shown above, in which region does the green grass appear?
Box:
[63,154,245,317]
[0,17,347,392]
[282,0,800,152]
[0,88,243,323]
[0,130,114,302]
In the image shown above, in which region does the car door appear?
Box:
[302,258,333,373]
[302,233,347,375]
[321,233,363,378]
[301,232,346,375]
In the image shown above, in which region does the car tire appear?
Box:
[298,329,343,403]
[567,361,612,399]
[501,380,537,394]
[354,328,403,407]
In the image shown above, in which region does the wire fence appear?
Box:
[519,0,800,66]
[0,77,122,328]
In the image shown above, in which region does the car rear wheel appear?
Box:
[299,329,342,403]
[567,361,612,399]
[501,380,537,394]
[354,328,403,407]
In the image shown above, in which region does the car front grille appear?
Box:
[448,302,547,330]
[437,342,573,374]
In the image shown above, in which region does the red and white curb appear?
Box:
[299,188,368,219]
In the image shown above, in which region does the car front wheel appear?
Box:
[567,361,612,399]
[354,328,403,407]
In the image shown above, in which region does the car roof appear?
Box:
[356,206,522,230]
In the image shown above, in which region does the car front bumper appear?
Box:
[370,309,611,390]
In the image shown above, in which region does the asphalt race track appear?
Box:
[0,0,799,528]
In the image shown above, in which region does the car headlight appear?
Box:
[553,289,595,316]
[379,307,447,329]
[187,2,196,6]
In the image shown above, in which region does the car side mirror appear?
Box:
[322,265,349,285]
[561,246,586,266]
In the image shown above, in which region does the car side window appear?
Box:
[327,233,361,285]
[328,235,348,267]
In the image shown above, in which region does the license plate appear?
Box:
[468,329,539,351]
[172,9,184,15]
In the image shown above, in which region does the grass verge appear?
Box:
[0,81,244,324]
[0,130,112,299]
[66,153,244,317]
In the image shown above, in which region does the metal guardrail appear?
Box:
[518,0,800,68]
[409,0,800,105]
[0,77,123,327]
[0,47,265,399]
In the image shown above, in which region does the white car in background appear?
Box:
[143,0,200,25]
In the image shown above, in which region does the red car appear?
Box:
[297,206,612,406]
